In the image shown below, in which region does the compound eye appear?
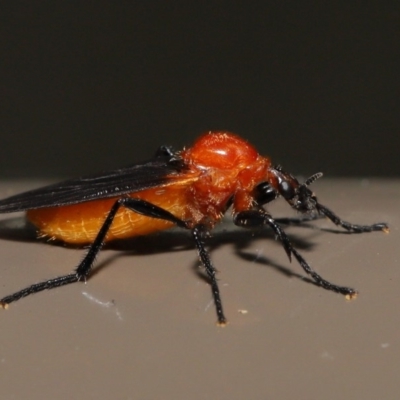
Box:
[279,180,296,200]
[255,182,278,205]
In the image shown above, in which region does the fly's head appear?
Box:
[270,167,323,213]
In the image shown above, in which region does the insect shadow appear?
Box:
[0,214,342,290]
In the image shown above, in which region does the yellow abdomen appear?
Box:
[27,185,189,245]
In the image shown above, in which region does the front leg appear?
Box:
[234,209,357,297]
[316,203,389,233]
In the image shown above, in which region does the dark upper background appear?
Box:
[0,3,398,178]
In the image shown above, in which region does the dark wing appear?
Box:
[0,155,189,213]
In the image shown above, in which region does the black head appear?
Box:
[271,168,323,213]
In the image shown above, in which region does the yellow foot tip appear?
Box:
[345,292,358,300]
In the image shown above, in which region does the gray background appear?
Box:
[0,3,398,178]
[0,179,398,399]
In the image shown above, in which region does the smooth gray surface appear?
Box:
[0,179,398,399]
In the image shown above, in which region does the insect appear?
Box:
[0,131,388,325]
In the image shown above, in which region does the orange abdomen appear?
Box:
[27,184,190,244]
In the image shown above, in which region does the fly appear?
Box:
[0,131,389,325]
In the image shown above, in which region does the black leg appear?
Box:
[234,210,292,260]
[0,197,189,307]
[192,225,227,326]
[154,145,175,158]
[0,274,81,307]
[316,203,389,233]
[234,209,357,297]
